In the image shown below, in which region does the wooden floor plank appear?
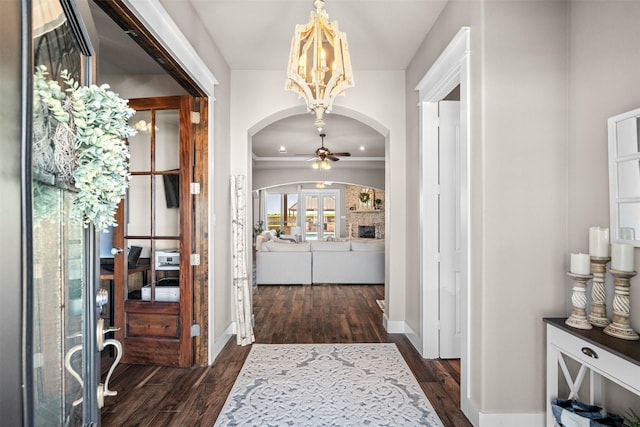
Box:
[102,284,471,426]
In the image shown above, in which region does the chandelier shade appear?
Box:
[285,0,354,131]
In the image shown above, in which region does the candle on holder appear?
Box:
[589,226,610,257]
[570,253,591,275]
[611,243,634,272]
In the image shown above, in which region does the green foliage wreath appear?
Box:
[33,65,136,230]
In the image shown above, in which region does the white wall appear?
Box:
[231,70,407,323]
[568,0,640,413]
[156,0,235,356]
[406,0,569,421]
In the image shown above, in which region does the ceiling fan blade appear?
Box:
[305,157,318,161]
[332,152,351,157]
[328,155,340,162]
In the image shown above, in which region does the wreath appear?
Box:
[33,65,136,230]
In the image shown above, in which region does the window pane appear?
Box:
[266,193,281,232]
[305,195,319,240]
[617,160,640,199]
[129,110,151,172]
[156,174,180,237]
[323,195,336,238]
[155,109,180,171]
[127,175,151,236]
[616,117,640,157]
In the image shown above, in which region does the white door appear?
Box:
[439,100,462,358]
[300,189,339,240]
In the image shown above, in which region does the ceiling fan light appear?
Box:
[312,161,320,169]
[321,159,331,170]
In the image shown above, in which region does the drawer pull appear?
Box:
[581,347,598,359]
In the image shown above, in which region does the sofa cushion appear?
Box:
[351,240,384,252]
[310,241,351,252]
[262,241,311,252]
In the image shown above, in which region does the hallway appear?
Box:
[101,285,471,426]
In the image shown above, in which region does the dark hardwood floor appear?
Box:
[101,285,471,426]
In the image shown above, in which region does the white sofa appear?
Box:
[255,234,384,285]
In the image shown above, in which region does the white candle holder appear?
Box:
[566,272,594,330]
[603,269,638,340]
[588,256,610,328]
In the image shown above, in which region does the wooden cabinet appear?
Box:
[545,318,640,426]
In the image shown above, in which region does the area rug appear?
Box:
[214,343,443,426]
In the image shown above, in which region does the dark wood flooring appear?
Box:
[101,284,471,426]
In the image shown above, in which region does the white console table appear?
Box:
[545,318,640,426]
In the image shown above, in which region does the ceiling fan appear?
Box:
[298,133,351,162]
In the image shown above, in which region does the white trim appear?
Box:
[404,324,423,357]
[416,27,470,99]
[212,323,235,362]
[478,412,545,427]
[122,0,218,90]
[383,315,407,334]
[122,0,220,364]
[416,26,474,421]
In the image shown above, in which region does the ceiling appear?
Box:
[88,0,449,165]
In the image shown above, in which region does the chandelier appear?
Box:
[285,0,354,132]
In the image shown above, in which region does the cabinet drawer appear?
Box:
[548,325,640,394]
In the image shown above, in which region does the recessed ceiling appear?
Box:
[252,114,384,159]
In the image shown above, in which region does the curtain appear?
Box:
[231,175,255,346]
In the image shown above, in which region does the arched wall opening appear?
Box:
[247,106,391,319]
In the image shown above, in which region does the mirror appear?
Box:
[608,107,640,247]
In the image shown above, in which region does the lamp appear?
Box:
[285,0,354,132]
[312,158,331,170]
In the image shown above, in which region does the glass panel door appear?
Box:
[301,190,340,241]
[322,194,336,239]
[304,194,319,240]
[30,0,98,424]
[113,96,193,367]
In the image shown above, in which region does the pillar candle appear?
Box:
[611,243,635,272]
[570,253,591,275]
[589,226,610,257]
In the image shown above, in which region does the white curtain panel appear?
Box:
[230,175,255,346]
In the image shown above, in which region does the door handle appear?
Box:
[97,318,120,351]
[96,317,123,408]
[98,338,122,408]
[64,344,84,407]
[110,247,123,255]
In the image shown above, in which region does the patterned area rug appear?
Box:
[214,343,444,426]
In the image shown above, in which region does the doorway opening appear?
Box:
[416,27,472,420]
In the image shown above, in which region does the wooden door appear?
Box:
[113,96,194,367]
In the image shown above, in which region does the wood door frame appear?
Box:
[94,1,214,365]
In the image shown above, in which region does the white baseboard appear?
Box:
[210,322,235,364]
[383,314,407,333]
[478,411,545,427]
[404,325,423,356]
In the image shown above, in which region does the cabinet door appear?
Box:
[112,96,194,367]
